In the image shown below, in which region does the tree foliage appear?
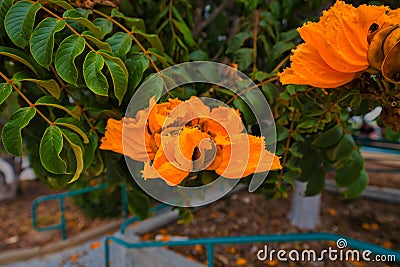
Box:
[0,0,397,218]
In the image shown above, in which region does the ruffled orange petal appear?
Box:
[279,0,390,87]
[142,149,189,186]
[201,107,244,137]
[167,96,210,127]
[215,134,282,178]
[279,43,356,88]
[100,117,155,161]
[175,127,213,170]
[148,98,183,134]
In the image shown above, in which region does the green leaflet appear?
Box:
[44,0,73,10]
[92,18,113,39]
[312,124,343,148]
[102,54,128,105]
[81,31,112,51]
[327,134,356,162]
[0,46,44,77]
[63,9,102,39]
[235,48,254,71]
[335,149,365,187]
[125,53,149,91]
[0,0,13,37]
[61,129,84,183]
[83,51,108,96]
[5,1,42,48]
[172,19,195,47]
[0,83,12,105]
[226,32,252,55]
[132,29,164,53]
[83,132,98,170]
[36,96,80,119]
[343,169,368,199]
[39,125,67,174]
[21,78,61,99]
[233,97,257,125]
[111,8,146,32]
[30,18,66,68]
[106,32,132,59]
[54,117,89,144]
[2,107,36,156]
[261,83,277,105]
[55,35,85,85]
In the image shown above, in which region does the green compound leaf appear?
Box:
[101,53,128,105]
[106,32,132,59]
[61,129,84,183]
[0,0,13,37]
[83,51,108,96]
[2,107,36,156]
[55,35,85,85]
[39,125,67,174]
[0,83,12,106]
[30,18,66,68]
[5,1,41,48]
[63,9,102,39]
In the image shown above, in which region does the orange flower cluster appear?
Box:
[100,97,282,186]
[279,0,400,88]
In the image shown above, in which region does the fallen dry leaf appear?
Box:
[236,257,247,265]
[90,241,100,249]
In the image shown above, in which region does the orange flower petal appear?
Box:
[100,116,155,162]
[215,134,282,178]
[148,98,183,133]
[142,147,189,186]
[279,0,390,88]
[279,43,356,88]
[201,106,244,137]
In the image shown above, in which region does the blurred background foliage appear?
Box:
[0,0,398,219]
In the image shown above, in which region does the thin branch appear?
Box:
[252,10,260,72]
[0,71,54,126]
[192,0,234,36]
[279,108,297,179]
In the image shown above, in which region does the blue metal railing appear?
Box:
[355,136,400,155]
[104,232,400,266]
[32,183,128,240]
